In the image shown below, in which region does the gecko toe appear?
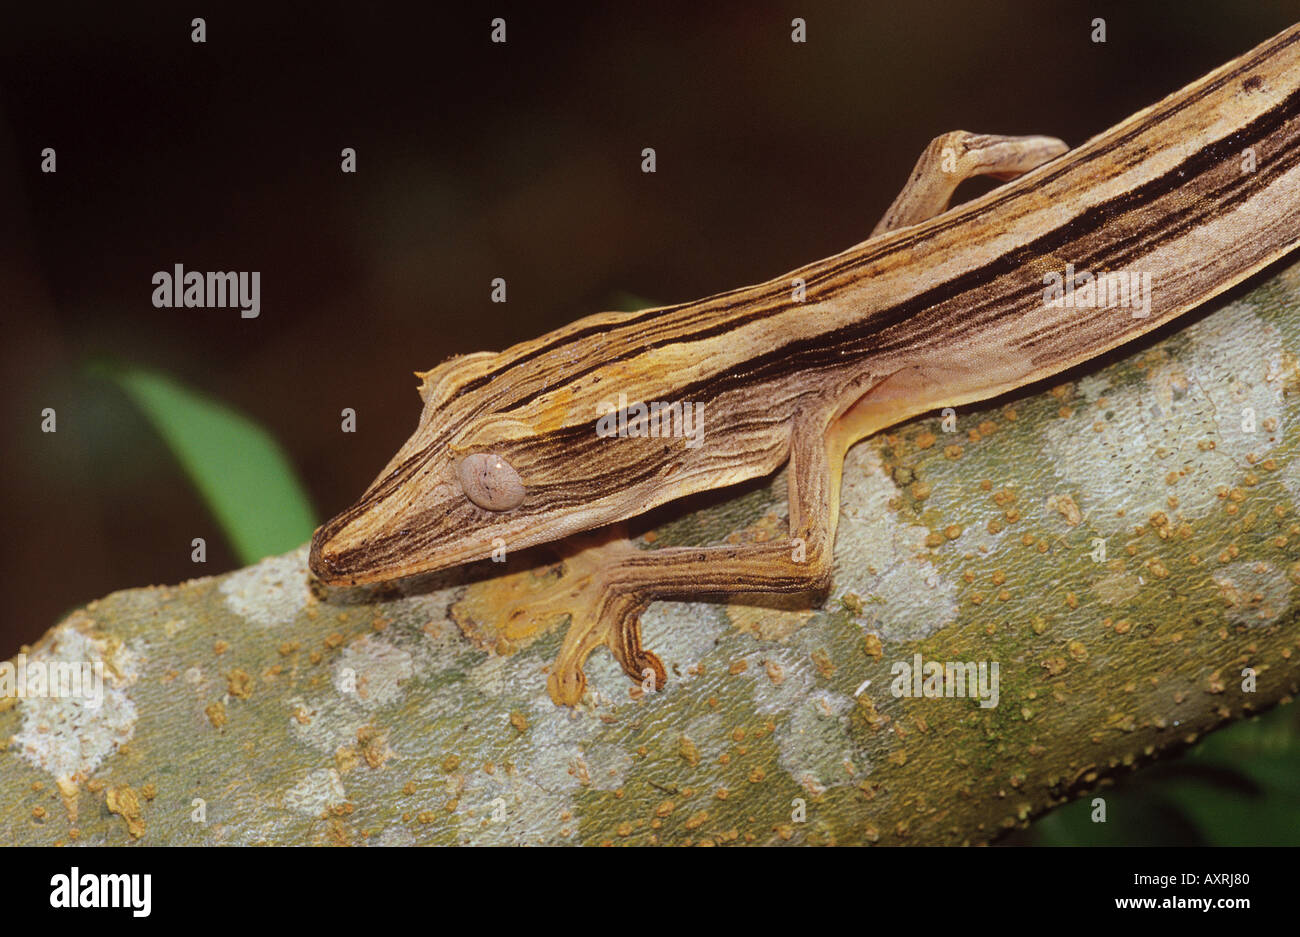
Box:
[609,605,667,693]
[547,664,587,707]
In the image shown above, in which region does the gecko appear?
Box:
[310,24,1300,705]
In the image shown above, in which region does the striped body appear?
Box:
[312,25,1300,587]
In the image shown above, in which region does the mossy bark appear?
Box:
[4,260,1300,846]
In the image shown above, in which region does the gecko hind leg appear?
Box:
[547,410,844,705]
[872,131,1068,236]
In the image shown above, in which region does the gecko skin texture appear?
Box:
[311,24,1300,705]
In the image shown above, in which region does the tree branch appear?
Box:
[4,259,1300,845]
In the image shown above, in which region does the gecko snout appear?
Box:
[308,470,479,585]
[307,528,356,585]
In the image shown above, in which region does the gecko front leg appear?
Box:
[534,132,1073,703]
[545,409,845,705]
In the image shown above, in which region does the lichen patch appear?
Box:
[219,547,311,627]
[1044,303,1284,537]
[283,768,347,816]
[774,688,864,792]
[334,636,414,709]
[833,446,959,642]
[11,620,141,782]
[638,601,729,688]
[1211,561,1291,626]
[1092,571,1143,606]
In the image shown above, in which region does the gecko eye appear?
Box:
[457,452,525,511]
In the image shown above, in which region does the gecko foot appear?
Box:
[449,524,667,706]
[547,585,666,705]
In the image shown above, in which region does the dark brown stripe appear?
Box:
[455,26,1300,402]
[494,82,1300,423]
[319,32,1300,548]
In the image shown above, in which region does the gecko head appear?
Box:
[308,348,700,586]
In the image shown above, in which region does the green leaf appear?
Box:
[1023,702,1300,845]
[90,363,317,564]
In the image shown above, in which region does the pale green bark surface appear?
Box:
[3,261,1300,845]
